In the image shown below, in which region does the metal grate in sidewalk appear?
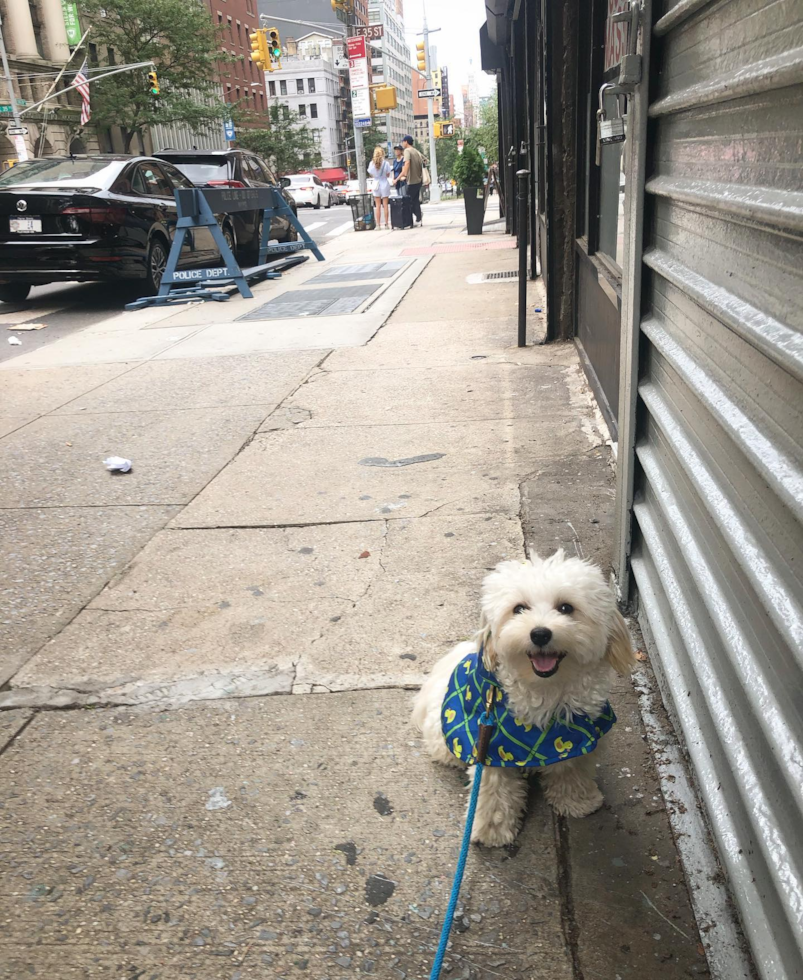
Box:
[236,285,379,320]
[400,239,517,256]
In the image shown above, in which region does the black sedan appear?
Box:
[154,149,299,263]
[0,155,236,303]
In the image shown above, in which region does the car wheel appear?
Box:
[222,225,236,262]
[314,195,321,210]
[326,195,332,209]
[145,238,168,294]
[0,282,31,304]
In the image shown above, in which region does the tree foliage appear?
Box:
[474,93,499,165]
[237,104,322,175]
[78,0,235,151]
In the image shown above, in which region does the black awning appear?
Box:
[480,21,505,73]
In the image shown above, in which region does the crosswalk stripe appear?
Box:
[327,221,353,237]
[304,221,325,232]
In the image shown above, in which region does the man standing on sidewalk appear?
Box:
[399,135,425,227]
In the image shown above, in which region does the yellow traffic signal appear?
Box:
[433,122,442,138]
[267,26,282,65]
[250,29,269,71]
[373,85,397,111]
[147,69,160,96]
[416,41,427,73]
[331,0,351,11]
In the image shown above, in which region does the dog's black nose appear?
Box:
[530,627,552,647]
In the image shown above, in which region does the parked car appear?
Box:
[285,173,332,209]
[0,155,236,302]
[155,148,298,263]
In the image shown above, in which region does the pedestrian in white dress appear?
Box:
[367,146,392,230]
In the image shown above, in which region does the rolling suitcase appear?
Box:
[390,195,413,230]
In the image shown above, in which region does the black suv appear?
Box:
[154,149,298,264]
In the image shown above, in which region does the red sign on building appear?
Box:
[604,0,628,73]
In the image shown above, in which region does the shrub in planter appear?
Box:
[453,146,487,235]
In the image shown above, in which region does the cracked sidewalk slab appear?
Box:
[0,406,268,509]
[0,691,572,980]
[270,363,579,430]
[171,416,599,530]
[0,505,180,686]
[4,514,522,708]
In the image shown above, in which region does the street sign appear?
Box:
[224,119,236,141]
[347,36,371,127]
[417,87,441,98]
[0,101,26,114]
[357,24,384,39]
[6,126,28,137]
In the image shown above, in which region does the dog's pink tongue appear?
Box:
[532,652,559,672]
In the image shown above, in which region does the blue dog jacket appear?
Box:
[441,650,616,768]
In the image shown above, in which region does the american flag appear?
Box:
[75,59,91,126]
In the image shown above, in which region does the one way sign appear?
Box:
[417,87,441,98]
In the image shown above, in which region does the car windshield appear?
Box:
[0,157,121,188]
[160,160,229,184]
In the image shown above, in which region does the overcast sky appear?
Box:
[401,0,495,108]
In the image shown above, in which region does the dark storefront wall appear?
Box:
[573,0,631,438]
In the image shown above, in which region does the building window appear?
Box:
[299,104,306,116]
[308,78,316,93]
[297,78,304,94]
[280,79,287,96]
[269,80,276,96]
[310,103,318,118]
[282,105,290,120]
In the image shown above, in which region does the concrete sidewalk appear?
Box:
[0,201,710,979]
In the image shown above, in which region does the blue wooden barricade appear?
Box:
[126,185,324,311]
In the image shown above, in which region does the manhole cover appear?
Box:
[237,285,380,320]
[308,260,407,283]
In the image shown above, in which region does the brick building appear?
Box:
[207,0,268,127]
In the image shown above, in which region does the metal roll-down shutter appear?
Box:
[627,2,803,976]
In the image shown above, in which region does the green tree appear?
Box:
[237,104,322,175]
[474,93,499,165]
[78,0,235,152]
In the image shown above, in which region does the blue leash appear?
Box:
[428,709,490,980]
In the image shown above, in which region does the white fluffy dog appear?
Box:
[412,551,635,846]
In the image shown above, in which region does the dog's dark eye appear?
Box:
[513,604,528,615]
[557,602,574,615]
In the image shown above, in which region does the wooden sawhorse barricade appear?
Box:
[126,185,324,311]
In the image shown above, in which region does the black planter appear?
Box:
[463,185,485,235]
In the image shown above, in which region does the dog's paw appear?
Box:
[470,820,520,847]
[547,785,604,819]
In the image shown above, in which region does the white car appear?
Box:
[345,178,376,203]
[285,173,332,209]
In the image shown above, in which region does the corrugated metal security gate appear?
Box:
[614,1,803,977]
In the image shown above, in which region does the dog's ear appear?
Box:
[478,611,498,673]
[605,610,636,675]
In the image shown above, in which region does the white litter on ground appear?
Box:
[103,456,133,473]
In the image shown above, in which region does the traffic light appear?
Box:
[266,27,282,68]
[147,70,160,96]
[416,41,427,73]
[250,29,269,71]
[433,122,442,138]
[442,122,455,136]
[373,85,397,111]
[331,0,351,11]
